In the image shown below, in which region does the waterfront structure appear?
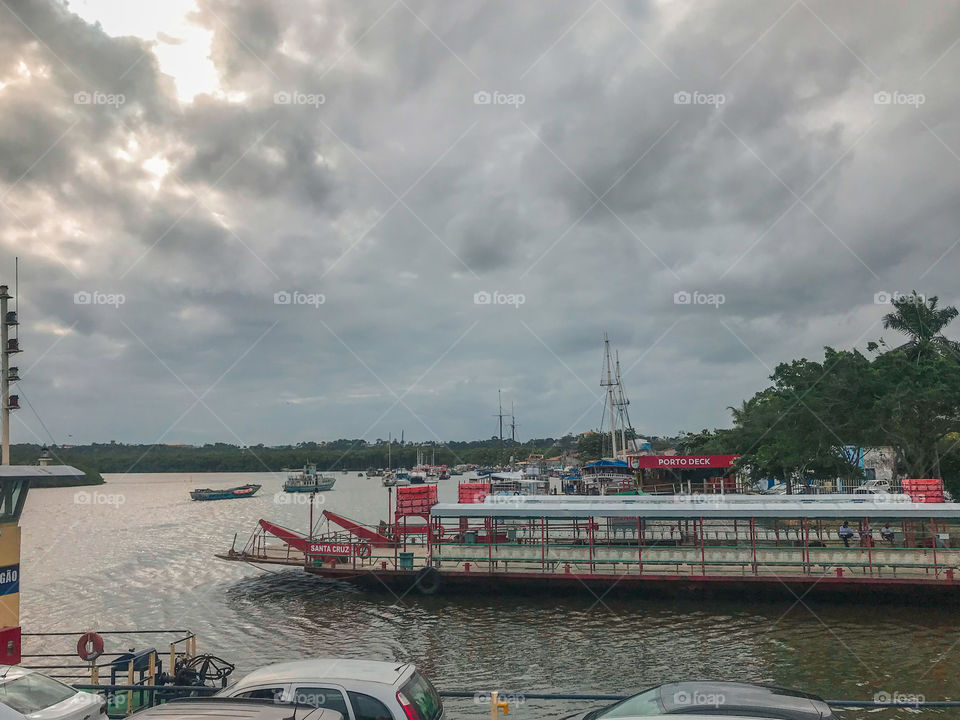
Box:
[223,493,960,600]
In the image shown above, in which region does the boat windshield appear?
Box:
[0,672,78,714]
[586,689,662,719]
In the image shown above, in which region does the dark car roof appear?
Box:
[658,682,834,720]
[132,698,344,720]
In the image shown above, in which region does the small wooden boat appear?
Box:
[190,484,261,501]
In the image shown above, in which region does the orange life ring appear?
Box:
[77,632,104,662]
[356,543,372,559]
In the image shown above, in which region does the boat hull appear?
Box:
[302,563,960,604]
[283,481,336,492]
[190,484,261,501]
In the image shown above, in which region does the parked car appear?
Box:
[565,681,836,720]
[854,479,892,495]
[0,666,105,720]
[132,697,342,719]
[219,659,443,720]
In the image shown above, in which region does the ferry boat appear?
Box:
[488,470,550,495]
[222,492,960,601]
[284,463,336,492]
[570,458,635,494]
[190,483,261,501]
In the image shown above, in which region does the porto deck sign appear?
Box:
[629,454,739,470]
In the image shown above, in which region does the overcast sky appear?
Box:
[1,0,958,447]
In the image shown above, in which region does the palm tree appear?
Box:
[879,292,959,362]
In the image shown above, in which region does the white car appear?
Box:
[0,666,105,720]
[564,681,835,720]
[219,659,443,720]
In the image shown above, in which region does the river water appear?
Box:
[18,472,960,719]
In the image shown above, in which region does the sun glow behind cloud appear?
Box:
[71,0,219,102]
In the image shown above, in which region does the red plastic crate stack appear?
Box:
[458,481,490,504]
[901,478,945,503]
[395,485,438,517]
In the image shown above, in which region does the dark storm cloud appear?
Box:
[2,0,960,446]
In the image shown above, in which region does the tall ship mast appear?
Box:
[600,334,634,459]
[577,335,637,494]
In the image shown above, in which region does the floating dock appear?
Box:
[220,490,960,602]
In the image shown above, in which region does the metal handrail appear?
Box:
[22,629,199,690]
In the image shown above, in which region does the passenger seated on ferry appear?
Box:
[838,521,855,547]
[881,523,896,544]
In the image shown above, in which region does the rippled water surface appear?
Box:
[18,473,960,719]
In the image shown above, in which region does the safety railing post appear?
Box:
[931,517,939,576]
[126,659,134,716]
[490,690,509,720]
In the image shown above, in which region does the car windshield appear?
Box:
[587,689,662,719]
[399,672,443,720]
[0,672,78,714]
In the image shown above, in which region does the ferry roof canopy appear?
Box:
[431,499,960,519]
[582,459,629,468]
[0,465,85,479]
[515,493,914,504]
[0,465,84,523]
[489,471,524,480]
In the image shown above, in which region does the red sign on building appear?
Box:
[629,454,739,470]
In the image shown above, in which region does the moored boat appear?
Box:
[284,463,336,492]
[488,470,550,495]
[190,483,261,501]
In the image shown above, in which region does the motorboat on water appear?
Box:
[284,463,336,492]
[489,471,550,495]
[190,484,261,501]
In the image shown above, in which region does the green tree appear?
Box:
[876,292,960,362]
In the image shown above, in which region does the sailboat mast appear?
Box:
[498,389,504,443]
[616,352,627,453]
[602,334,618,459]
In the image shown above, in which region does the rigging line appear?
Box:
[12,380,60,449]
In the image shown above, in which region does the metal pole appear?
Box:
[865,516,872,575]
[588,516,595,574]
[1,284,9,465]
[541,517,546,570]
[931,517,939,576]
[309,492,315,543]
[637,517,642,572]
[699,517,706,575]
[803,516,809,574]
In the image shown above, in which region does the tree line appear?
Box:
[680,293,960,496]
[10,437,581,474]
